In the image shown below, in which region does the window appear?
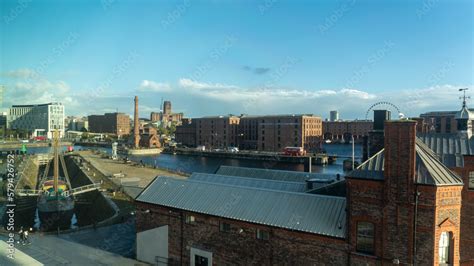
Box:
[256,229,270,240]
[356,222,375,254]
[220,222,231,232]
[469,172,474,190]
[439,232,452,265]
[195,255,209,266]
[185,215,195,224]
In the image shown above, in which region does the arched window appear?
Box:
[356,222,375,254]
[439,231,453,265]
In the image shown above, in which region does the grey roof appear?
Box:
[417,133,473,167]
[189,172,307,193]
[349,149,385,181]
[415,139,463,186]
[348,138,463,186]
[136,176,347,238]
[307,180,347,197]
[216,165,336,183]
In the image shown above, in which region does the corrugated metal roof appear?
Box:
[216,165,337,183]
[415,139,463,186]
[348,138,463,186]
[348,149,384,181]
[136,176,347,238]
[417,133,473,167]
[189,172,307,193]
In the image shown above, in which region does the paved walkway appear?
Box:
[0,240,43,266]
[0,232,148,265]
[78,151,186,188]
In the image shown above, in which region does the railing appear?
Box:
[64,183,101,197]
[15,189,42,196]
[16,183,101,197]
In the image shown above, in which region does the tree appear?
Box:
[81,132,89,140]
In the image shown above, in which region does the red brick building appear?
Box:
[135,119,471,265]
[348,121,463,265]
[322,119,373,142]
[88,112,130,136]
[175,114,323,152]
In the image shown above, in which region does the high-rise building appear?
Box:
[329,110,339,122]
[7,102,65,138]
[163,101,172,115]
[88,112,130,136]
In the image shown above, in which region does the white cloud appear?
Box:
[1,68,41,79]
[178,78,240,90]
[1,68,80,113]
[138,80,172,92]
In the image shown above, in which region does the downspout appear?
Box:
[413,187,420,266]
[181,211,184,265]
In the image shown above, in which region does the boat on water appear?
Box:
[37,130,75,230]
[324,139,332,144]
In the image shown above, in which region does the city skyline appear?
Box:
[1,0,473,119]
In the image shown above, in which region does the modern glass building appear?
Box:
[7,102,65,139]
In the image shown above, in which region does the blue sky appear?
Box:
[0,0,473,119]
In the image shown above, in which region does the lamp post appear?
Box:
[352,135,355,170]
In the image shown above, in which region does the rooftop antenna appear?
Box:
[459,88,470,108]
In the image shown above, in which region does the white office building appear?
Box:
[7,102,65,139]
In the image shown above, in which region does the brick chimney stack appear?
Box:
[134,96,140,148]
[382,120,417,263]
[383,120,417,201]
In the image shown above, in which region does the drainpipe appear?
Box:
[413,187,421,266]
[180,211,184,265]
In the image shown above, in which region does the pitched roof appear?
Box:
[136,176,347,238]
[189,172,307,193]
[348,138,463,186]
[216,165,337,183]
[415,139,463,185]
[417,133,473,167]
[348,149,384,181]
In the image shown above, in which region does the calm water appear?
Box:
[3,144,362,175]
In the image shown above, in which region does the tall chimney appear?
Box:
[383,120,417,202]
[134,96,140,148]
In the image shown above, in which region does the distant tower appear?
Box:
[134,96,140,148]
[455,88,473,138]
[163,101,172,115]
[329,110,339,122]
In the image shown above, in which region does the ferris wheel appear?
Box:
[365,101,404,120]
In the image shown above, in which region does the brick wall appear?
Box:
[452,157,474,265]
[433,186,462,265]
[136,202,348,265]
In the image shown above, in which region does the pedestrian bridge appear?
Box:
[15,183,101,197]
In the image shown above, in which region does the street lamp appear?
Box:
[352,134,355,170]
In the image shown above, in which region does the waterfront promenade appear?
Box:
[78,150,187,188]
